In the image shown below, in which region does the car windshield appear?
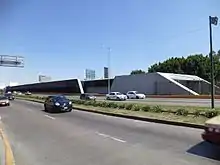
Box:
[0,96,7,100]
[54,96,68,101]
[116,92,122,95]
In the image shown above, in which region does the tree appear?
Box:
[148,50,220,82]
[130,69,146,75]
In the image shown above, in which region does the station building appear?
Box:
[6,72,220,95]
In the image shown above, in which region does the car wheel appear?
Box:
[116,97,120,101]
[106,97,110,100]
[44,104,48,112]
[136,96,139,99]
[68,109,72,112]
[7,103,10,106]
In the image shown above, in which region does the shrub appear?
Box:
[77,100,85,104]
[193,109,201,117]
[141,105,151,112]
[151,105,163,113]
[118,103,126,109]
[166,109,173,114]
[84,101,94,106]
[100,101,108,108]
[204,110,219,118]
[175,108,188,116]
[109,102,118,108]
[92,101,101,107]
[132,104,141,111]
[125,104,133,110]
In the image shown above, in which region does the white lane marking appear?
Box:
[96,132,126,143]
[44,115,55,120]
[0,116,1,120]
[110,137,126,143]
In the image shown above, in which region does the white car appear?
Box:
[126,91,145,99]
[106,92,127,101]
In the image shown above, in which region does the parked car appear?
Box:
[80,93,96,101]
[126,91,145,99]
[106,92,127,101]
[202,115,220,145]
[44,95,72,113]
[0,96,10,106]
[4,93,15,100]
[17,92,23,96]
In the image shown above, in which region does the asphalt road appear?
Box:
[0,100,219,165]
[33,94,220,107]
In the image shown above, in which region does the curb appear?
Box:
[17,97,205,130]
[0,122,15,165]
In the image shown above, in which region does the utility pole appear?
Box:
[209,16,218,109]
[107,47,111,94]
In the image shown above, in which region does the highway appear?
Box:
[33,94,220,107]
[0,100,219,165]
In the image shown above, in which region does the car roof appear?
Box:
[48,95,65,98]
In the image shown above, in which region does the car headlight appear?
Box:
[69,101,72,104]
[6,100,9,103]
[208,127,214,132]
[55,102,60,106]
[215,128,220,133]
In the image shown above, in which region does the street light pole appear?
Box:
[209,16,215,109]
[209,16,218,109]
[107,47,111,94]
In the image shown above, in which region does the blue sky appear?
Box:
[0,0,220,85]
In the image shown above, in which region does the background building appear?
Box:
[6,72,219,95]
[39,75,52,83]
[104,67,109,79]
[84,69,96,80]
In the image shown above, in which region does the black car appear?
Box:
[80,93,96,101]
[44,95,72,113]
[4,93,15,100]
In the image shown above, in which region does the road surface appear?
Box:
[0,100,219,165]
[33,94,220,107]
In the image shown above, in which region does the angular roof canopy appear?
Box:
[158,72,205,81]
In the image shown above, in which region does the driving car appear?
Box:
[106,92,127,101]
[0,96,10,106]
[202,115,220,145]
[44,95,72,113]
[4,93,15,100]
[80,93,96,101]
[25,91,32,95]
[126,91,145,99]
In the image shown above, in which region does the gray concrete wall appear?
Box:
[111,73,192,95]
[86,87,108,94]
[178,80,220,95]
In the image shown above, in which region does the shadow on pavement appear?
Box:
[187,141,220,161]
[41,109,67,114]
